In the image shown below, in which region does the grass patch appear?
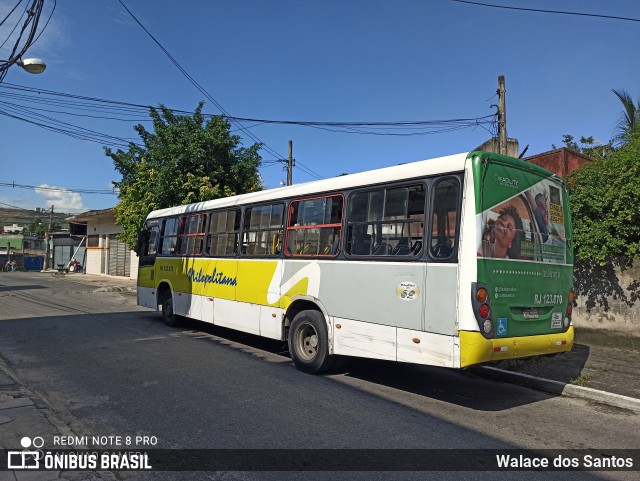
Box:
[570,373,593,386]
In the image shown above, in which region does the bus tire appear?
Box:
[288,310,334,374]
[161,291,180,327]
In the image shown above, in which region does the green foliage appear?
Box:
[552,135,614,160]
[611,88,639,147]
[26,218,61,238]
[106,102,264,247]
[569,130,640,264]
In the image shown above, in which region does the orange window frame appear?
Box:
[285,194,344,258]
[178,213,207,256]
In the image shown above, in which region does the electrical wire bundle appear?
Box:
[0,0,55,82]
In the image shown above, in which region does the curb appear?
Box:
[93,286,136,293]
[473,366,640,413]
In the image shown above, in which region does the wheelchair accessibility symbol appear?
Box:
[497,318,508,336]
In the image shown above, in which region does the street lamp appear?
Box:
[18,57,46,74]
[0,57,47,75]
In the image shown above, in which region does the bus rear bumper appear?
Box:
[459,326,574,368]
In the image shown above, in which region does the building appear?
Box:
[3,223,24,234]
[475,137,521,158]
[66,209,138,279]
[50,232,85,270]
[524,147,591,178]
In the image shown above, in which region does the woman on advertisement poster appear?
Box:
[478,205,524,259]
[477,179,566,263]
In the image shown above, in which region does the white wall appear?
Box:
[83,215,137,279]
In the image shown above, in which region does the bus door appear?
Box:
[136,221,160,309]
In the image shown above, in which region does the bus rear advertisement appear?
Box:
[462,153,574,367]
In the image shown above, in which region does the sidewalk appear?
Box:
[0,371,116,481]
[1,272,132,480]
[43,270,137,292]
[473,329,640,413]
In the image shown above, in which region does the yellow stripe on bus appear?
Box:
[459,326,574,367]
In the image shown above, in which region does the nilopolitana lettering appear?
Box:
[187,267,237,287]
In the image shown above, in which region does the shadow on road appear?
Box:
[0,284,47,292]
[176,317,561,412]
[493,344,590,385]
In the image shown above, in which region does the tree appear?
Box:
[106,102,264,247]
[569,129,640,265]
[552,134,614,160]
[611,88,639,147]
[26,218,61,238]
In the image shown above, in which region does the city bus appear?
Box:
[135,151,574,373]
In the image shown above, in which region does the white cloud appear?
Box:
[35,184,86,211]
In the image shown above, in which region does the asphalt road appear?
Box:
[0,272,638,481]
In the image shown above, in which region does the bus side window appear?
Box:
[429,178,460,260]
[178,214,206,256]
[148,226,159,256]
[346,184,425,259]
[160,217,180,255]
[208,209,240,256]
[285,195,343,257]
[243,204,284,256]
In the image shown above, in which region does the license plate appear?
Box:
[522,308,539,319]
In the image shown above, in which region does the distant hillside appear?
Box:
[0,207,71,232]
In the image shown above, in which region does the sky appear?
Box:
[0,0,638,214]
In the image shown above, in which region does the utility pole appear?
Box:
[43,205,53,270]
[498,75,507,155]
[287,140,293,186]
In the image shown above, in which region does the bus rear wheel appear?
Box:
[288,310,335,374]
[161,291,180,327]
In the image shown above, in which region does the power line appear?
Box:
[449,0,640,23]
[0,181,118,195]
[0,82,495,136]
[0,1,24,29]
[0,79,493,182]
[0,0,48,82]
[116,0,286,162]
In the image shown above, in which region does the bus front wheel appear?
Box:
[161,291,180,327]
[288,310,334,374]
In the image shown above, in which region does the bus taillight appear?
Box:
[472,283,494,338]
[476,287,488,303]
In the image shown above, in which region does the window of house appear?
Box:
[346,184,426,258]
[87,235,99,248]
[242,204,284,256]
[160,217,180,255]
[207,209,240,256]
[286,195,343,256]
[429,178,460,260]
